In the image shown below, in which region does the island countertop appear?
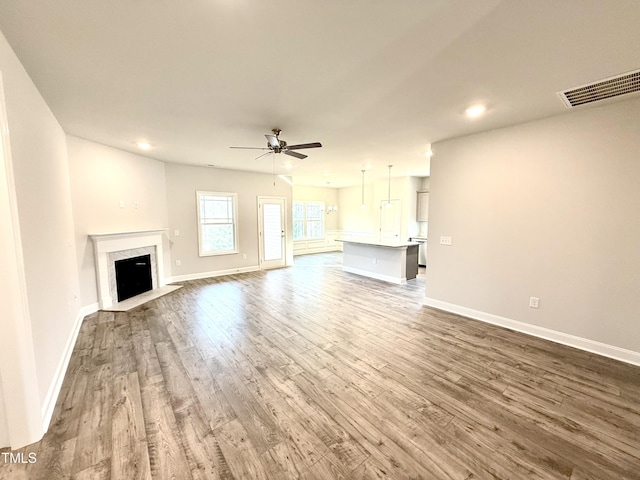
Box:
[336,238,419,248]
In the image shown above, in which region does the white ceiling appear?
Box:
[0,0,639,187]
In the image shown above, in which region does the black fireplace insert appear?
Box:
[114,254,152,302]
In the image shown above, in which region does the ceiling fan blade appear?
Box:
[285,150,307,160]
[265,134,280,148]
[286,142,322,150]
[255,151,272,160]
[230,146,270,150]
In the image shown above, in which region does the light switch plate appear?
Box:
[440,236,452,245]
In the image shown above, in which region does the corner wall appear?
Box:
[66,135,170,308]
[426,97,640,362]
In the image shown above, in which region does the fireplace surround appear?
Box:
[89,230,167,309]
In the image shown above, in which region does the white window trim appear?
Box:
[293,201,325,241]
[196,191,239,257]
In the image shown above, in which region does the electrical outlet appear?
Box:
[175,260,181,267]
[529,296,540,309]
[242,253,247,260]
[119,200,125,208]
[372,258,377,264]
[133,201,139,208]
[174,229,180,236]
[440,236,452,246]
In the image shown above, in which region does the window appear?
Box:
[293,201,324,240]
[196,191,238,256]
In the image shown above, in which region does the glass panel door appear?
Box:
[258,197,286,269]
[263,203,283,261]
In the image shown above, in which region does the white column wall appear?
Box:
[0,29,82,446]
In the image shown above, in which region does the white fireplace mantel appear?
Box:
[90,229,167,309]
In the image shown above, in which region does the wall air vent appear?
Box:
[558,69,640,108]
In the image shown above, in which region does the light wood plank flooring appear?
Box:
[2,253,639,479]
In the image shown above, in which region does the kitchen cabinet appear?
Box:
[417,191,429,222]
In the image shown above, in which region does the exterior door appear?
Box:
[258,196,286,269]
[380,199,402,242]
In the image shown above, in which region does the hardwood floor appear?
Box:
[2,252,640,479]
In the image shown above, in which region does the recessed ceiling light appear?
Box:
[136,141,152,150]
[425,150,433,157]
[283,163,292,170]
[323,172,330,177]
[364,163,372,169]
[465,104,486,118]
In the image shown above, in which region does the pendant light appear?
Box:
[360,169,366,209]
[386,164,393,208]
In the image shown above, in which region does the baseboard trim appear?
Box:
[423,297,640,367]
[293,247,340,256]
[40,302,98,431]
[343,266,406,285]
[168,265,261,283]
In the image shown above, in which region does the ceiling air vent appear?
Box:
[558,69,640,108]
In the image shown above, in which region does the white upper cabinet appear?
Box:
[417,191,429,222]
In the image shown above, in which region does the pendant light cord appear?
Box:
[387,165,393,204]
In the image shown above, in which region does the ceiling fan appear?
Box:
[230,128,322,160]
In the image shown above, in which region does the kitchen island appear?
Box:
[338,239,419,284]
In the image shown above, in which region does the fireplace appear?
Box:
[90,230,167,309]
[115,254,153,302]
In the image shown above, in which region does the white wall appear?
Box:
[0,374,8,447]
[338,183,376,236]
[0,69,41,449]
[338,176,422,241]
[0,29,81,446]
[165,164,293,279]
[67,135,170,307]
[426,97,640,360]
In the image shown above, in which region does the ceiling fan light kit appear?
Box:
[230,128,322,160]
